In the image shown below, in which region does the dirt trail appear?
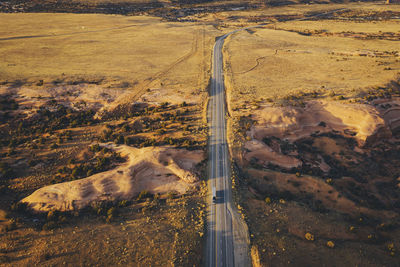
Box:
[108,31,202,110]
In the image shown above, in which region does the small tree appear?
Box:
[50,143,58,149]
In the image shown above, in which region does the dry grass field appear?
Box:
[0,12,219,266]
[1,15,188,80]
[0,13,218,105]
[224,4,400,107]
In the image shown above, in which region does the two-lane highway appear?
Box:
[206,33,236,267]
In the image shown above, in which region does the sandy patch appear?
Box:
[241,99,397,171]
[244,139,302,169]
[1,84,126,112]
[21,145,204,212]
[249,100,387,146]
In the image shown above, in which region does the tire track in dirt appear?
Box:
[235,56,266,75]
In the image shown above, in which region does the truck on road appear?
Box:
[212,186,216,204]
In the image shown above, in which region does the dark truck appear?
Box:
[212,186,216,204]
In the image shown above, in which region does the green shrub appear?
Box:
[89,144,101,152]
[10,202,27,212]
[160,102,169,109]
[157,129,165,135]
[50,143,58,149]
[96,207,104,215]
[0,254,10,263]
[5,220,17,231]
[6,149,16,156]
[29,143,38,149]
[107,207,116,217]
[101,129,113,141]
[71,168,80,179]
[101,147,110,154]
[0,162,14,178]
[137,190,149,201]
[167,192,176,199]
[47,210,58,221]
[114,135,124,144]
[118,200,128,207]
[42,221,56,230]
[8,139,17,148]
[86,169,94,177]
[124,136,131,145]
[122,124,130,132]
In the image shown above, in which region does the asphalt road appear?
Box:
[206,32,239,267]
[207,27,259,267]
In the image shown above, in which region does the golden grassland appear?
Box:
[224,16,400,106]
[0,13,218,103]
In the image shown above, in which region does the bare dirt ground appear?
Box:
[223,3,400,266]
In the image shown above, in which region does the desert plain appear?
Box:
[0,1,399,266]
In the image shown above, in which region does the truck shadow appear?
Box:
[214,189,226,204]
